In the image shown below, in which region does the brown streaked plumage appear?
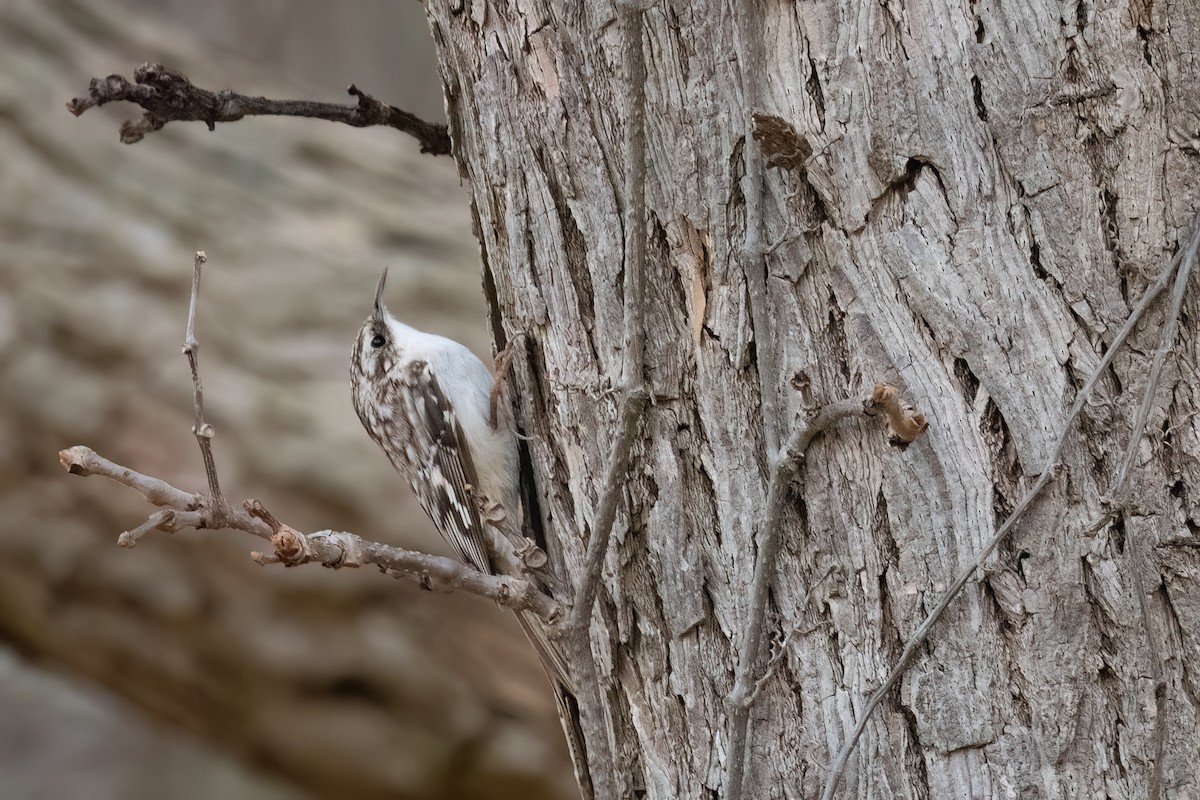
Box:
[349,269,572,691]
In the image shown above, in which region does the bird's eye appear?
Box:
[370,334,386,349]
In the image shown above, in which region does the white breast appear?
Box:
[394,321,520,512]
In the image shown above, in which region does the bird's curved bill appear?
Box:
[373,268,389,318]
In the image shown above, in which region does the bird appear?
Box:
[349,268,571,688]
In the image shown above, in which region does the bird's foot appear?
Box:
[489,332,527,429]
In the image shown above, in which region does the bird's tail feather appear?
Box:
[515,610,574,693]
[514,612,594,800]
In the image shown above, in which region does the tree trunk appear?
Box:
[424,0,1200,796]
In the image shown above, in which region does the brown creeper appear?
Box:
[350,270,570,686]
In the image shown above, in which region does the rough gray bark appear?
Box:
[424,0,1200,797]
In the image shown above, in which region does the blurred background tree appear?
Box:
[0,1,575,798]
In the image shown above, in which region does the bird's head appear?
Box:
[351,268,400,389]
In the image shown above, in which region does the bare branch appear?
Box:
[59,445,198,509]
[246,501,562,619]
[557,5,651,795]
[67,63,452,155]
[724,386,925,799]
[733,0,779,454]
[820,225,1196,800]
[61,444,273,542]
[59,249,560,622]
[58,445,561,620]
[742,566,834,708]
[1090,223,1199,800]
[1108,225,1200,511]
[565,0,650,636]
[183,251,228,518]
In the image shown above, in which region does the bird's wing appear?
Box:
[396,358,493,574]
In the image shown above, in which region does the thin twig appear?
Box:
[566,633,616,800]
[183,251,227,519]
[60,445,199,508]
[733,0,779,454]
[58,445,561,619]
[67,63,452,155]
[728,397,879,705]
[743,566,835,707]
[1108,226,1200,510]
[565,0,650,635]
[247,501,562,619]
[1096,224,1198,800]
[1080,235,1197,781]
[724,388,926,800]
[1127,524,1168,800]
[564,390,648,633]
[820,229,1194,800]
[621,7,648,388]
[559,5,650,796]
[118,509,176,547]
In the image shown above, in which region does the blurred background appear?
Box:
[0,1,574,798]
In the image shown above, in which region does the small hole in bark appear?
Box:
[953,357,981,402]
[971,75,989,121]
[1015,550,1031,581]
[1111,516,1126,555]
[1137,25,1153,66]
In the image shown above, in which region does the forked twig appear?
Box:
[733,0,779,453]
[183,251,227,519]
[563,0,650,637]
[742,566,835,708]
[67,63,451,155]
[1090,224,1199,800]
[555,5,651,798]
[1107,226,1200,512]
[60,252,560,622]
[724,386,927,800]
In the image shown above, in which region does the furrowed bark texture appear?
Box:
[426,1,1200,797]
